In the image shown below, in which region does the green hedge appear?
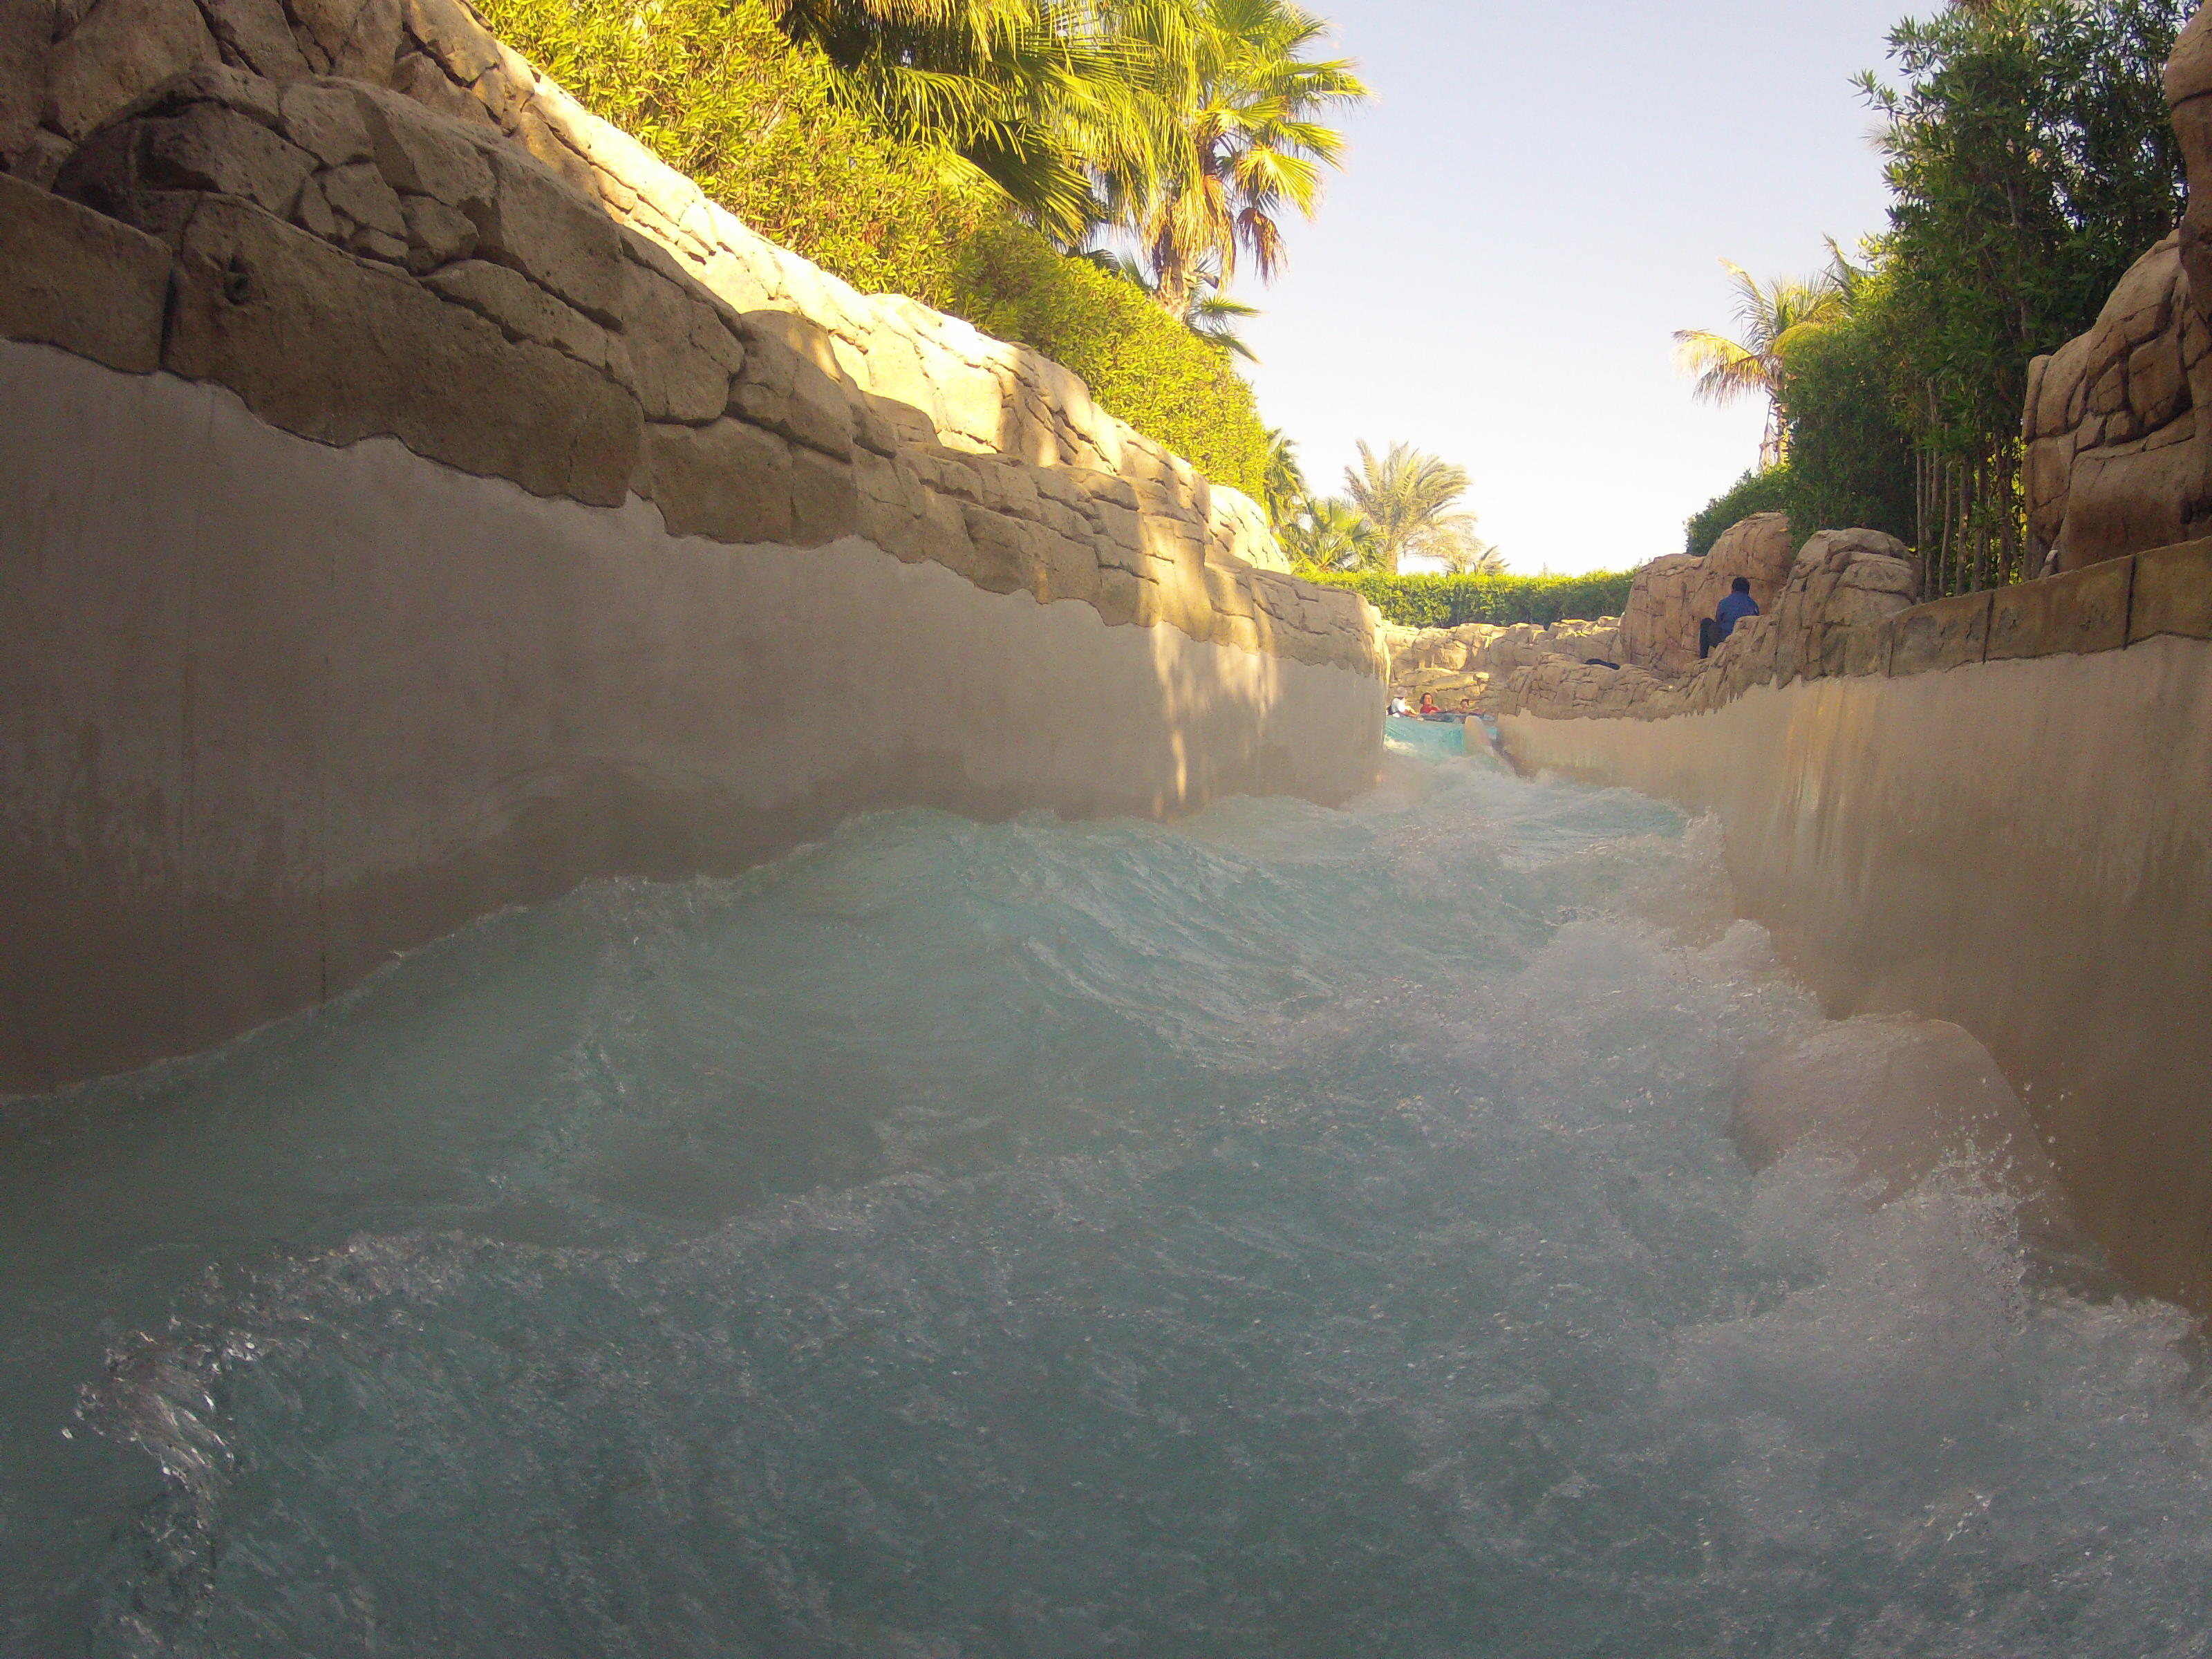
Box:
[948,221,1272,499]
[1303,571,1634,628]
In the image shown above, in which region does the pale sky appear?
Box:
[1239,0,1928,575]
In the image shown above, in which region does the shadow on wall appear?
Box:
[0,338,1382,1094]
[0,2,1387,1091]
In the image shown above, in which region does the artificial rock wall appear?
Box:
[2028,3,2212,570]
[0,0,1387,1090]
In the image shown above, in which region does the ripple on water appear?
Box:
[6,720,2211,1658]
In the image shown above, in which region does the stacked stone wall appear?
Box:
[1495,529,2212,723]
[1614,512,1801,675]
[2026,5,2212,572]
[0,0,1379,676]
[0,0,1387,1089]
[1381,615,1619,711]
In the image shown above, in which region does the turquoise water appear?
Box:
[5,722,2211,1656]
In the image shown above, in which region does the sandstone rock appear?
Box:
[852,449,940,563]
[400,0,501,84]
[400,191,475,268]
[388,48,496,131]
[55,86,319,224]
[0,168,171,371]
[1890,590,1990,676]
[507,100,599,196]
[142,99,315,209]
[731,317,855,460]
[2034,65,2212,571]
[620,259,744,424]
[165,196,640,504]
[2128,536,2212,641]
[787,445,861,545]
[279,77,373,166]
[2054,418,2199,571]
[471,140,624,322]
[197,0,313,82]
[1385,614,1624,697]
[1,0,1370,678]
[289,0,404,82]
[319,154,407,236]
[1763,530,1915,686]
[0,0,55,162]
[424,256,617,374]
[348,80,489,209]
[44,0,220,139]
[1617,511,1797,675]
[644,418,792,544]
[8,131,74,189]
[1986,557,2132,660]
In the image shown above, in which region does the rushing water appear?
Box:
[5,722,2211,1658]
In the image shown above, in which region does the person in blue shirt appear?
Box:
[1702,577,1761,657]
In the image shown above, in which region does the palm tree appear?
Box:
[1261,427,1306,532]
[1433,535,1507,576]
[1340,440,1479,575]
[766,0,1168,243]
[1111,0,1367,316]
[1281,495,1375,571]
[1085,245,1262,359]
[1672,260,1845,467]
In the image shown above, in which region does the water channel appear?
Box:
[4,722,2209,1656]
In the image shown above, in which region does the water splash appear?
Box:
[6,722,2211,1657]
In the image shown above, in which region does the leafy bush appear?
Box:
[948,220,1273,498]
[1685,466,1794,556]
[478,0,995,309]
[1303,571,1635,629]
[1781,293,1917,545]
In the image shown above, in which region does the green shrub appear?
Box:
[1302,571,1635,629]
[1779,286,1918,547]
[478,0,991,308]
[948,221,1273,498]
[1685,465,1794,556]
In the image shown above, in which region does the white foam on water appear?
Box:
[4,718,2210,1657]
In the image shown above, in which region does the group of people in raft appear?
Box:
[1385,577,1761,721]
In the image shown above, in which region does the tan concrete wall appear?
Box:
[1500,642,2212,1309]
[1,339,1382,1093]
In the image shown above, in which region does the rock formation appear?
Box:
[1496,527,1917,721]
[1615,512,1799,675]
[0,0,1382,674]
[0,0,1391,1089]
[2027,4,2212,570]
[1382,615,1618,710]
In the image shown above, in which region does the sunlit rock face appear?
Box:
[2028,3,2212,570]
[1617,511,1798,676]
[1491,525,1918,722]
[1381,616,1620,712]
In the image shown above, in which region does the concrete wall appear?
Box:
[1,339,1382,1092]
[1500,641,2212,1310]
